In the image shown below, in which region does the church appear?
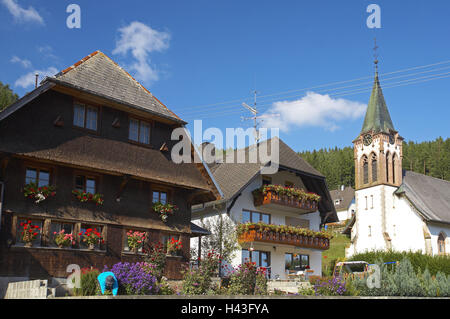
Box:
[344,59,450,257]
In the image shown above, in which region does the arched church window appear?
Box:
[362,156,369,184]
[392,154,397,184]
[371,153,377,183]
[386,152,390,183]
[438,232,446,255]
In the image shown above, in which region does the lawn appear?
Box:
[322,232,350,277]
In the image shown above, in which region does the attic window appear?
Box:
[129,118,150,145]
[73,103,98,131]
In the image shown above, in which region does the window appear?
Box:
[392,155,397,184]
[242,249,270,270]
[438,233,446,255]
[242,210,270,224]
[368,226,372,237]
[162,234,181,255]
[371,195,374,209]
[386,152,390,183]
[124,229,147,253]
[16,218,43,247]
[362,156,369,184]
[25,168,50,187]
[50,222,74,247]
[285,253,309,272]
[262,176,272,186]
[371,153,377,183]
[80,224,103,249]
[152,190,168,204]
[73,103,98,131]
[365,196,368,210]
[75,175,97,194]
[129,118,150,144]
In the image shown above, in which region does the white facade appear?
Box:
[192,170,325,280]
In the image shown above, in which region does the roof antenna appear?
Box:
[241,90,280,144]
[35,73,39,89]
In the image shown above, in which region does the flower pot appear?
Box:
[132,247,139,254]
[24,242,33,248]
[88,243,95,250]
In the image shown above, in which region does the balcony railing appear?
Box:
[252,185,320,213]
[237,223,331,250]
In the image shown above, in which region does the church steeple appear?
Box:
[353,41,403,190]
[360,56,395,135]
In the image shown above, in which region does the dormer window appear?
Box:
[129,118,150,145]
[73,103,98,131]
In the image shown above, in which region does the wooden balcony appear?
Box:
[253,190,319,214]
[238,225,330,250]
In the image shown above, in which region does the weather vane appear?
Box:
[373,37,379,71]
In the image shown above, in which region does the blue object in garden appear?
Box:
[97,271,119,296]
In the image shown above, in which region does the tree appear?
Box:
[195,213,239,276]
[0,82,19,111]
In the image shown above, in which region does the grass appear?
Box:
[322,232,351,277]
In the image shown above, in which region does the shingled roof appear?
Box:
[44,50,184,124]
[395,170,450,224]
[360,70,395,135]
[330,186,355,212]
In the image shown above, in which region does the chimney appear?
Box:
[35,73,39,88]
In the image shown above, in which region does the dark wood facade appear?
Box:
[0,77,217,280]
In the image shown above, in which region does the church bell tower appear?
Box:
[353,50,403,191]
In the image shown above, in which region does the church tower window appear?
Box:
[363,156,369,184]
[392,155,397,184]
[371,153,378,183]
[386,152,390,183]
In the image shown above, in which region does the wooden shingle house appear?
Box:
[0,51,221,283]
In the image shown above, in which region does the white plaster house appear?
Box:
[329,186,355,222]
[344,63,450,257]
[191,138,337,279]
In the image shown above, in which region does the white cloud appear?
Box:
[1,0,44,25]
[14,67,57,89]
[261,91,367,132]
[10,55,32,68]
[112,21,170,84]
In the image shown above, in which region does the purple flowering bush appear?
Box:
[310,276,348,296]
[104,262,159,295]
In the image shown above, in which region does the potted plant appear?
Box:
[152,202,178,223]
[54,230,75,248]
[79,228,103,250]
[20,220,40,247]
[127,230,146,253]
[72,190,104,206]
[166,237,182,256]
[23,182,56,204]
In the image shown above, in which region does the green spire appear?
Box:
[360,66,395,134]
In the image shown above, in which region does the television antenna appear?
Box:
[241,90,279,143]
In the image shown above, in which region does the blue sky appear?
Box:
[1,0,449,152]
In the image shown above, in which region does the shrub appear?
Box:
[181,250,221,295]
[309,276,348,296]
[145,242,166,280]
[227,261,268,295]
[349,250,450,276]
[350,257,450,297]
[72,267,100,296]
[105,262,159,295]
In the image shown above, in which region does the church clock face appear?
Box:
[389,134,395,145]
[363,133,373,146]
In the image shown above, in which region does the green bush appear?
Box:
[227,261,268,295]
[348,250,450,276]
[350,257,450,297]
[73,268,100,296]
